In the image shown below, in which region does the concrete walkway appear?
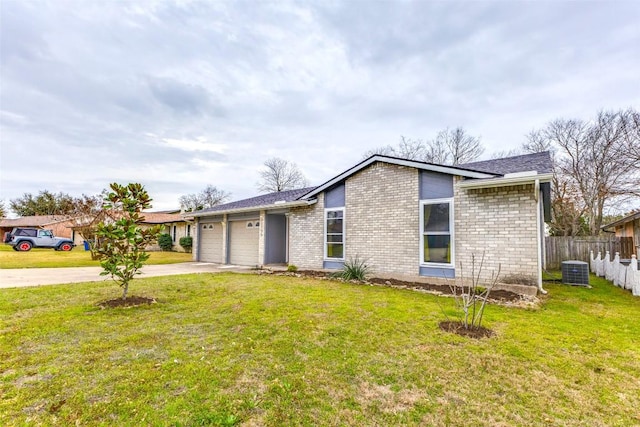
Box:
[0,262,252,289]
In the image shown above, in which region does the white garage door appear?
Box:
[229,220,259,265]
[199,222,223,263]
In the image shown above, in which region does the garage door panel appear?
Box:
[230,220,259,265]
[200,222,223,263]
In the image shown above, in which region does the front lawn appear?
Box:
[1,273,638,426]
[0,244,192,268]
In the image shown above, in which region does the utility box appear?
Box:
[561,260,590,286]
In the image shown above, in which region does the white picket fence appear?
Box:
[590,251,640,296]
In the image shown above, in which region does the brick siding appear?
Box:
[345,163,420,275]
[289,163,541,283]
[288,193,325,269]
[454,179,539,282]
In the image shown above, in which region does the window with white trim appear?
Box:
[325,208,344,260]
[420,199,454,266]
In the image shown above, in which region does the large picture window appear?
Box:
[325,208,344,259]
[420,199,453,266]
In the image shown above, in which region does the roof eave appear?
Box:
[188,199,318,218]
[601,211,640,231]
[300,155,496,200]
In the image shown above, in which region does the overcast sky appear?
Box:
[1,0,639,213]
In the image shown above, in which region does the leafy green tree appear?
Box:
[96,183,162,300]
[9,190,76,216]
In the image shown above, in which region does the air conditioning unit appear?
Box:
[561,261,590,286]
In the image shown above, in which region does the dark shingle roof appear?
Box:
[458,151,553,175]
[195,187,317,214]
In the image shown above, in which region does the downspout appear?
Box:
[535,179,547,294]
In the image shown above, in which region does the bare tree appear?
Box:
[0,200,6,218]
[179,185,230,212]
[257,157,308,193]
[433,127,484,165]
[532,109,640,235]
[363,128,484,165]
[69,193,106,259]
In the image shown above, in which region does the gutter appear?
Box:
[187,199,317,218]
[457,172,553,190]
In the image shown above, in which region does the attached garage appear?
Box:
[190,187,316,267]
[229,219,260,265]
[199,222,223,263]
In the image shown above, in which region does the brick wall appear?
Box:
[345,162,420,275]
[288,163,421,275]
[454,179,539,282]
[288,193,325,269]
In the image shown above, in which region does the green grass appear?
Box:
[0,244,192,268]
[1,273,639,426]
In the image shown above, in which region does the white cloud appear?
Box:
[160,137,227,153]
[1,0,639,212]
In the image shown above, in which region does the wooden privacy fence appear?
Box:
[590,251,640,297]
[545,236,634,269]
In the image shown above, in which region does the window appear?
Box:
[172,225,177,242]
[187,224,191,237]
[420,199,453,266]
[325,208,344,259]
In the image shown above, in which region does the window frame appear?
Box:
[324,207,345,261]
[419,198,454,268]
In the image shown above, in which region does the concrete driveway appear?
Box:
[0,262,252,289]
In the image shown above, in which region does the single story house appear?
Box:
[141,212,194,252]
[0,215,76,240]
[189,152,553,290]
[602,211,640,257]
[68,211,194,252]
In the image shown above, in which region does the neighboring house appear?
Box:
[602,211,640,257]
[68,211,194,252]
[142,212,194,252]
[0,215,76,240]
[190,152,553,290]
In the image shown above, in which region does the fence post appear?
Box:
[596,251,604,277]
[605,251,613,281]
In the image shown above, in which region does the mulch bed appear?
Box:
[97,296,156,308]
[281,270,524,303]
[438,320,495,339]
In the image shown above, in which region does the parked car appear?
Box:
[3,227,75,251]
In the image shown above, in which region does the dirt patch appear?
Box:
[368,277,523,302]
[97,296,156,308]
[439,320,495,339]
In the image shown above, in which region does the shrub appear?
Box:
[287,264,298,272]
[179,236,193,253]
[158,233,173,251]
[333,256,371,281]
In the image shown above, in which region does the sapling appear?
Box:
[95,183,162,300]
[444,252,501,331]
